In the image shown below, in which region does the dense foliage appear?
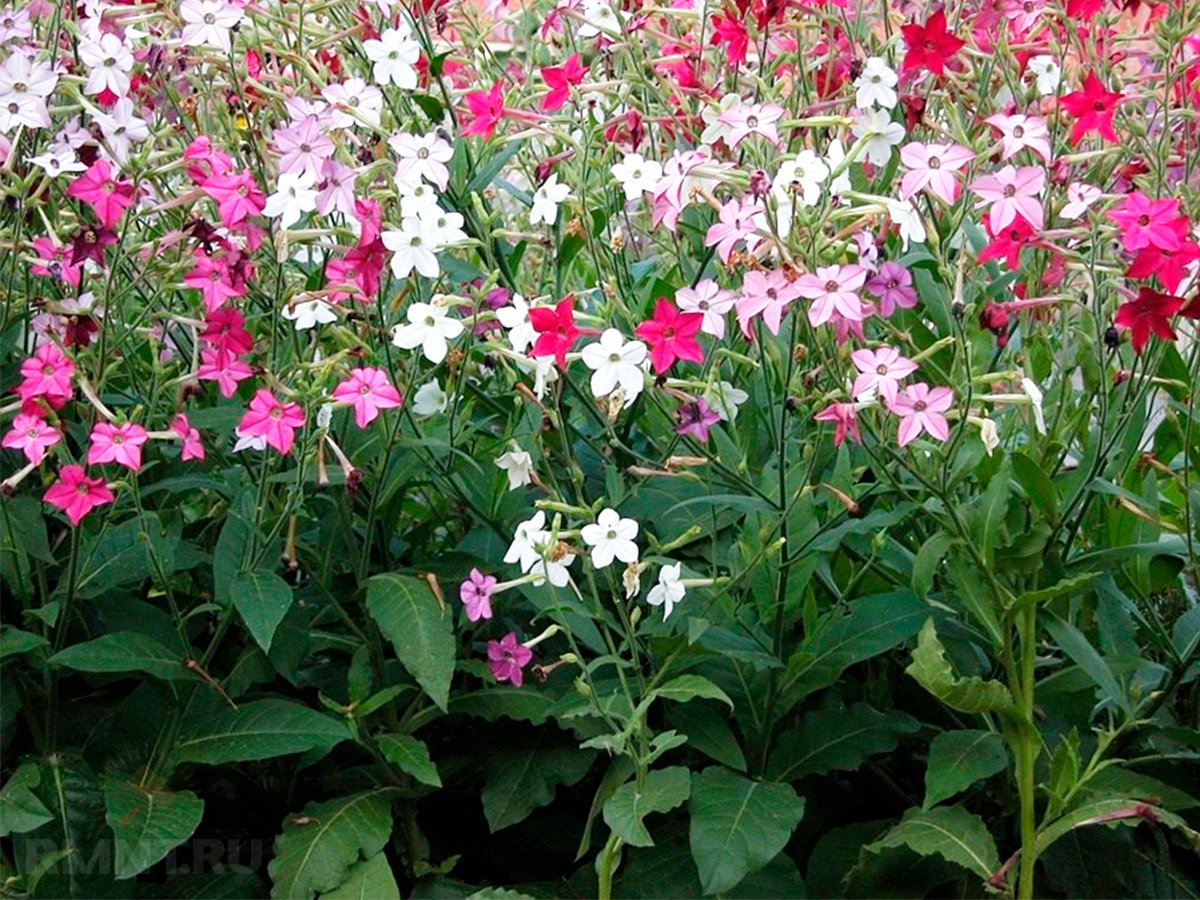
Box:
[1,0,1198,896]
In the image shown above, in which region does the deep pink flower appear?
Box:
[460,568,497,622]
[529,296,582,368]
[66,160,135,229]
[541,54,586,112]
[899,142,975,205]
[1106,192,1184,253]
[462,82,506,139]
[635,298,705,374]
[889,383,954,446]
[865,262,918,317]
[18,343,75,402]
[851,347,919,405]
[31,236,83,287]
[183,136,233,183]
[44,465,115,526]
[2,413,60,465]
[237,389,305,455]
[969,165,1045,232]
[171,414,205,461]
[488,632,533,686]
[795,264,869,327]
[199,171,266,229]
[813,402,861,446]
[196,348,254,398]
[87,422,149,471]
[184,250,245,313]
[1127,239,1200,293]
[901,10,964,76]
[199,308,254,356]
[1114,288,1186,354]
[332,367,402,428]
[1059,72,1123,146]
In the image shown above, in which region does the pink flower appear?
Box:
[736,269,802,336]
[718,103,784,148]
[865,262,918,317]
[899,142,975,205]
[183,135,233,183]
[814,402,861,446]
[2,413,60,465]
[171,414,205,461]
[44,465,115,526]
[184,250,244,313]
[199,171,266,230]
[460,568,496,622]
[634,298,705,374]
[1060,182,1102,220]
[18,343,75,402]
[87,422,149,471]
[272,116,334,180]
[65,160,135,229]
[969,165,1045,232]
[1105,191,1183,253]
[676,279,735,339]
[704,197,765,264]
[984,114,1052,163]
[795,264,869,327]
[889,383,954,446]
[851,347,919,405]
[332,367,402,428]
[461,81,506,139]
[488,632,533,686]
[237,389,306,455]
[196,348,254,398]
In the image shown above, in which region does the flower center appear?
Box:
[359,384,372,395]
[876,364,888,375]
[269,407,283,420]
[928,156,941,169]
[203,12,216,23]
[26,428,39,439]
[112,434,124,444]
[1137,214,1150,226]
[1012,125,1025,138]
[1092,100,1106,111]
[1003,184,1016,197]
[103,57,116,67]
[417,147,429,158]
[76,483,91,495]
[746,115,759,128]
[914,400,927,412]
[887,278,898,289]
[824,280,838,292]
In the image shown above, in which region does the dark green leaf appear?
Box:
[367,574,455,711]
[768,704,919,782]
[865,806,999,880]
[320,853,400,900]
[232,570,294,654]
[0,764,53,837]
[103,779,204,880]
[377,734,442,788]
[602,767,691,847]
[174,699,350,765]
[48,632,189,682]
[923,730,1008,808]
[906,620,1014,715]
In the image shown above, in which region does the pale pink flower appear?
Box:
[851,347,919,405]
[889,383,954,446]
[736,269,803,336]
[969,165,1045,232]
[718,103,785,148]
[273,116,334,180]
[704,197,765,264]
[460,568,496,622]
[899,142,975,205]
[1060,182,1102,221]
[171,414,205,461]
[676,279,736,338]
[985,113,1052,163]
[87,422,149,471]
[795,264,869,327]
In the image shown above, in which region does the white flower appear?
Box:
[0,53,57,132]
[264,172,318,230]
[322,79,383,129]
[93,98,149,164]
[581,508,639,569]
[382,217,441,278]
[282,298,338,330]
[979,417,1000,456]
[1060,182,1102,221]
[610,153,663,202]
[78,32,133,97]
[775,151,828,208]
[495,449,535,490]
[850,109,906,167]
[886,198,926,250]
[528,355,558,399]
[530,173,571,226]
[577,0,621,38]
[179,0,243,52]
[825,139,852,195]
[703,381,749,422]
[232,428,268,453]
[504,511,548,571]
[700,93,742,146]
[363,26,420,88]
[423,208,468,247]
[412,379,448,416]
[1021,377,1046,435]
[529,552,575,587]
[646,562,685,620]
[392,301,465,364]
[1028,56,1061,96]
[854,57,898,110]
[390,131,453,191]
[496,294,536,353]
[317,403,334,429]
[396,179,442,219]
[27,143,85,178]
[580,329,647,406]
[676,280,735,339]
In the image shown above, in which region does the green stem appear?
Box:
[597,831,621,900]
[1015,604,1039,900]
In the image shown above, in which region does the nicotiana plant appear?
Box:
[0,0,1198,897]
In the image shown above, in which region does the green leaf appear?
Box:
[666,704,747,771]
[319,853,400,900]
[768,704,919,782]
[1012,452,1059,524]
[75,513,177,599]
[864,806,999,881]
[103,779,203,880]
[0,763,53,837]
[1043,613,1131,716]
[912,532,954,601]
[481,736,595,832]
[967,469,1011,569]
[232,570,294,654]
[923,730,1008,808]
[687,766,805,895]
[1035,797,1200,858]
[48,632,189,682]
[377,733,442,788]
[602,766,691,847]
[906,620,1014,715]
[367,574,455,711]
[648,675,733,710]
[269,789,396,900]
[175,699,350,765]
[0,625,49,659]
[448,688,555,724]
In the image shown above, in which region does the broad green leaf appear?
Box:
[367,574,455,711]
[602,766,691,847]
[448,687,554,724]
[175,699,350,765]
[103,779,204,880]
[912,532,954,601]
[0,763,53,837]
[155,870,266,898]
[231,570,294,654]
[906,620,1014,715]
[687,766,805,895]
[666,704,747,771]
[269,789,396,900]
[319,852,400,900]
[967,470,1011,569]
[923,730,1008,808]
[0,625,49,659]
[482,739,595,832]
[377,733,442,788]
[768,704,919,782]
[1035,797,1200,858]
[48,632,189,682]
[648,675,733,710]
[1012,452,1059,524]
[865,806,999,881]
[75,513,178,599]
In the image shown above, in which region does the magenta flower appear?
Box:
[984,114,1052,163]
[889,383,955,447]
[196,348,254,398]
[65,160,135,229]
[462,81,506,139]
[899,142,975,205]
[18,343,75,402]
[675,398,721,442]
[488,632,533,686]
[199,171,266,230]
[237,389,306,455]
[332,367,403,428]
[813,402,861,447]
[718,103,784,148]
[635,299,705,374]
[184,250,244,314]
[1105,191,1183,253]
[795,264,869,327]
[460,568,497,622]
[171,414,205,461]
[865,262,918,317]
[2,413,60,465]
[736,269,802,336]
[44,465,115,526]
[968,165,1045,232]
[87,422,149,471]
[851,347,919,405]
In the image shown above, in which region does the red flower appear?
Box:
[1126,240,1200,294]
[635,298,705,374]
[710,11,749,67]
[462,81,506,139]
[978,218,1037,269]
[1059,72,1124,146]
[900,10,964,77]
[529,296,581,368]
[1114,288,1185,354]
[540,54,586,112]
